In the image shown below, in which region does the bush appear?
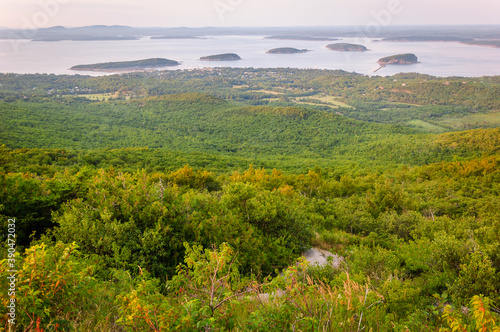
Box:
[0,242,117,331]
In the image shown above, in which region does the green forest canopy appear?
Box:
[1,69,499,330]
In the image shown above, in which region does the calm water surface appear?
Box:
[0,35,499,77]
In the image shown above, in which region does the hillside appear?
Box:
[1,69,500,330]
[0,93,441,170]
[1,69,499,129]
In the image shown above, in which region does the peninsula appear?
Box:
[70,58,180,72]
[199,53,241,61]
[461,40,500,48]
[382,36,472,42]
[266,47,309,54]
[377,53,418,65]
[326,43,367,51]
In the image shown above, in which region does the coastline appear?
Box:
[68,67,175,73]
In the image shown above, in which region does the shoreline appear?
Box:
[460,41,500,49]
[69,67,178,73]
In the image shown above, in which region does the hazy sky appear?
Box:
[1,0,499,29]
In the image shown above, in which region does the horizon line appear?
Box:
[2,23,500,30]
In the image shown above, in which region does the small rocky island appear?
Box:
[377,53,418,65]
[200,53,241,61]
[326,43,367,51]
[70,58,180,72]
[266,47,309,54]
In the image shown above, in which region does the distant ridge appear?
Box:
[151,36,202,40]
[1,25,499,41]
[461,40,500,48]
[33,36,139,42]
[382,36,472,42]
[265,35,339,41]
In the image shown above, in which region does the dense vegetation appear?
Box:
[1,69,500,330]
[0,92,445,169]
[70,58,180,71]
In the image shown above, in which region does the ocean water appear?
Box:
[0,35,499,77]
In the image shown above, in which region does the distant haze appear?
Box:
[1,0,500,29]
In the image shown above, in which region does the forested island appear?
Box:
[266,47,309,54]
[200,53,241,61]
[1,68,500,331]
[70,58,180,72]
[378,53,418,65]
[265,35,339,41]
[326,43,367,51]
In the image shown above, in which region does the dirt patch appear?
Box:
[303,247,343,268]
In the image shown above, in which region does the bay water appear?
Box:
[0,35,499,77]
